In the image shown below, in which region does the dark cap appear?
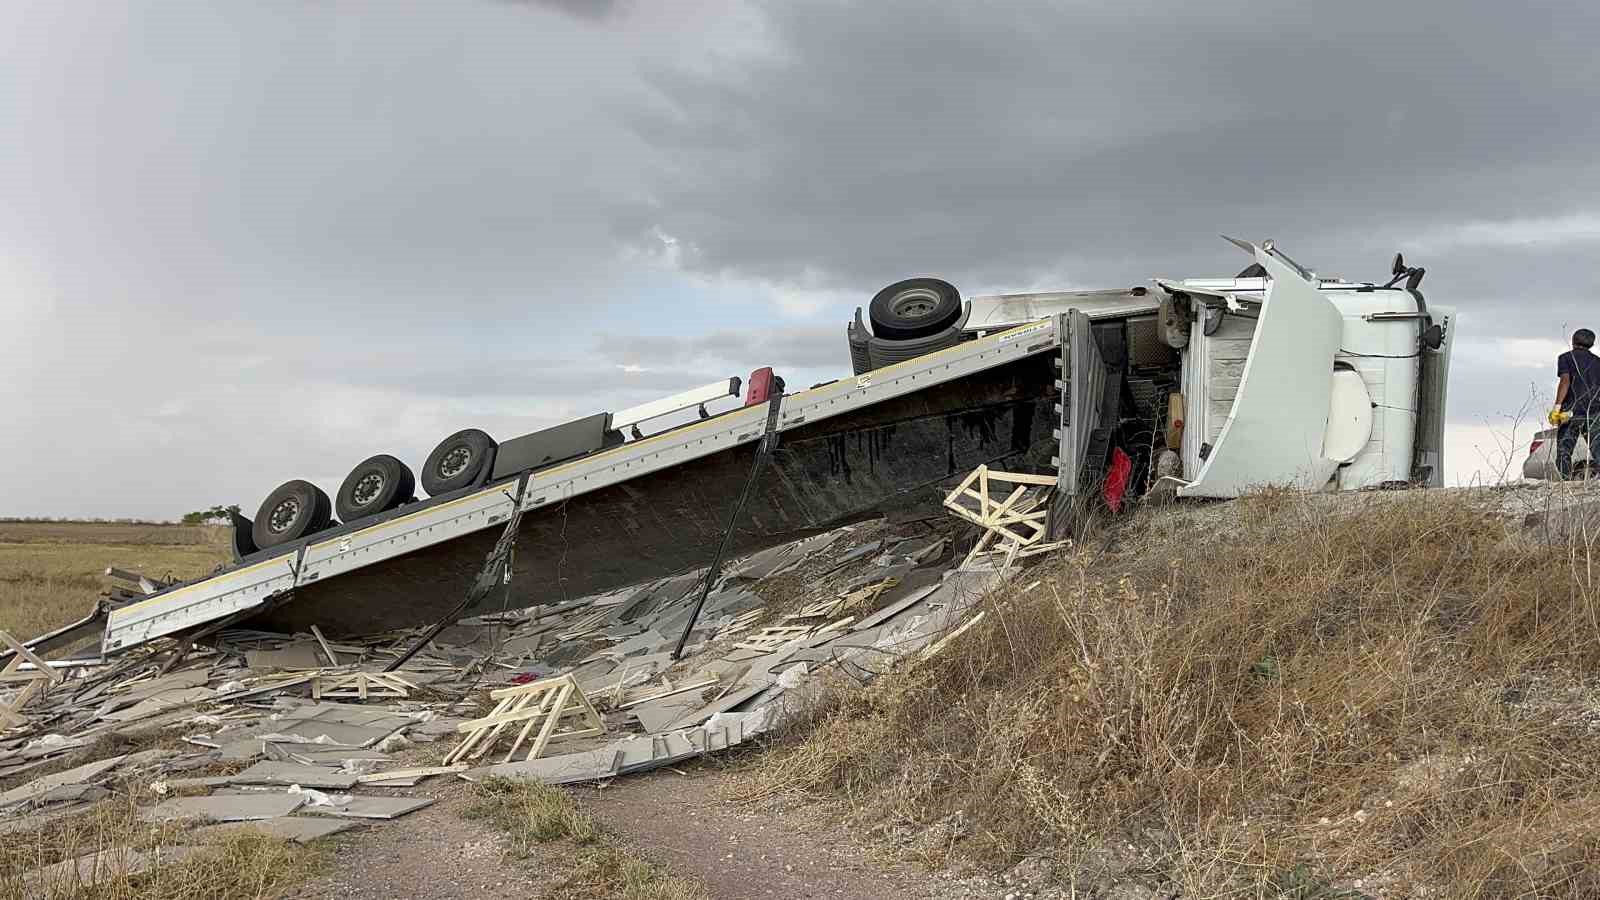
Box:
[1577,328,1597,349]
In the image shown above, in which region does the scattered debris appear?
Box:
[0,515,1056,870]
[943,465,1068,570]
[311,670,416,701]
[445,673,607,765]
[0,629,61,727]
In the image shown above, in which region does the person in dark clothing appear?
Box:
[1553,328,1599,478]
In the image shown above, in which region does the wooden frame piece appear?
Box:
[617,678,719,710]
[944,465,1060,572]
[445,673,606,765]
[311,671,417,701]
[1,631,61,728]
[732,625,815,653]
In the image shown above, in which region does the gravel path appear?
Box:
[575,762,947,900]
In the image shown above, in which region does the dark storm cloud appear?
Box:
[504,0,623,20]
[3,0,1597,518]
[621,0,1600,315]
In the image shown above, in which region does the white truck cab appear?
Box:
[959,238,1455,497]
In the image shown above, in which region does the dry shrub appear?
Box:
[749,492,1600,896]
[0,787,324,899]
[551,845,710,900]
[464,779,707,900]
[464,777,602,854]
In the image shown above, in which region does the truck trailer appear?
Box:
[12,238,1456,660]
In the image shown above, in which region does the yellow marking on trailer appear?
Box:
[108,555,296,620]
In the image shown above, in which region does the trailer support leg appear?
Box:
[671,394,785,661]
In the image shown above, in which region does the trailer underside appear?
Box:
[256,354,1059,636]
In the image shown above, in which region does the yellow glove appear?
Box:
[1550,408,1573,426]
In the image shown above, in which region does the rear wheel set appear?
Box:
[420,428,496,496]
[251,429,497,549]
[336,454,416,523]
[252,480,333,549]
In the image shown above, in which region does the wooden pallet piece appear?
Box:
[944,465,1057,571]
[311,671,416,701]
[1,630,62,727]
[309,625,340,667]
[732,625,815,653]
[444,674,606,765]
[616,678,719,710]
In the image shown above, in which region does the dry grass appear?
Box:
[0,784,326,899]
[463,779,708,900]
[464,776,603,853]
[555,844,710,900]
[744,492,1600,898]
[0,522,228,638]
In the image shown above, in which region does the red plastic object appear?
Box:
[1102,447,1132,513]
[745,367,782,406]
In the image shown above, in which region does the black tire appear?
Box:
[868,278,962,340]
[252,480,333,549]
[421,428,496,496]
[335,454,415,523]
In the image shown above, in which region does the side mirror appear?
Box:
[1391,252,1406,277]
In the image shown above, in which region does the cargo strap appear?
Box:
[671,393,785,660]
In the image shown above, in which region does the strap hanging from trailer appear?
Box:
[384,483,527,672]
[671,392,786,660]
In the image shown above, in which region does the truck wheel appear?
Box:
[421,429,496,496]
[336,454,415,523]
[252,480,333,549]
[868,278,962,340]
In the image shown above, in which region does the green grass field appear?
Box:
[0,521,229,639]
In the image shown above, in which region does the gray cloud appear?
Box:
[620,0,1600,314]
[2,0,1596,519]
[505,0,623,20]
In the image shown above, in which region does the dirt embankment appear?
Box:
[744,484,1600,898]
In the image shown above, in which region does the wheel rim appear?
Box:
[890,287,941,319]
[267,497,301,534]
[352,471,386,507]
[439,445,473,478]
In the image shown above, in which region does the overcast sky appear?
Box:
[3,0,1596,519]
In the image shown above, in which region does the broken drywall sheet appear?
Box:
[142,793,307,823]
[194,816,356,844]
[230,761,360,790]
[472,748,624,785]
[304,795,435,820]
[23,846,205,891]
[0,754,125,811]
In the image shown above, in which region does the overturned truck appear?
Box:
[24,238,1456,659]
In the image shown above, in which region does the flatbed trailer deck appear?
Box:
[100,315,1079,652]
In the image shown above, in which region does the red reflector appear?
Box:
[745,367,783,406]
[1529,440,1544,455]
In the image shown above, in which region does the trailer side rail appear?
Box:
[103,317,1064,654]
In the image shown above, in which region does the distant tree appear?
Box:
[181,504,242,525]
